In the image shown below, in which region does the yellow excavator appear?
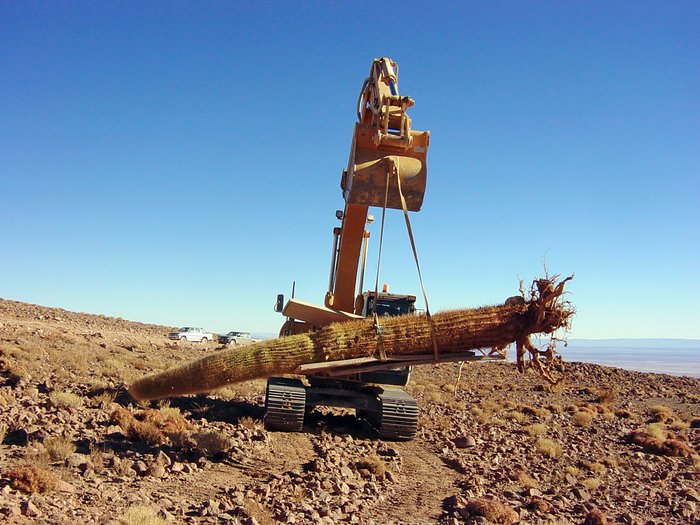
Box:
[268,58,499,440]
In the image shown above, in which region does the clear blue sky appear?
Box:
[1,2,698,338]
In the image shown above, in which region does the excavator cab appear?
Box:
[342,58,430,212]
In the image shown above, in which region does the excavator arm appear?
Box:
[325,57,430,314]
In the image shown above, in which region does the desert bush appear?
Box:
[120,505,166,525]
[524,423,547,437]
[583,508,608,525]
[192,430,232,457]
[355,454,386,477]
[519,405,550,419]
[645,423,667,441]
[515,469,538,489]
[582,477,602,490]
[649,405,674,423]
[8,465,56,493]
[594,387,617,405]
[238,416,261,430]
[0,422,7,444]
[129,421,166,446]
[92,390,117,408]
[504,411,527,423]
[565,465,582,477]
[670,420,690,431]
[463,497,519,525]
[535,438,562,458]
[572,411,594,427]
[628,430,695,457]
[615,409,634,419]
[49,391,82,409]
[43,436,76,461]
[581,460,606,474]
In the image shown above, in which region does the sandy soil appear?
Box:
[0,298,698,524]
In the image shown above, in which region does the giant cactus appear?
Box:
[129,275,573,400]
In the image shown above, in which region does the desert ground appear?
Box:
[0,297,698,525]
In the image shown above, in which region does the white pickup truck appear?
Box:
[168,327,213,343]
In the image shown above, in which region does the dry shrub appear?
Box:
[519,405,549,419]
[628,430,695,457]
[565,465,582,478]
[92,390,117,408]
[614,409,634,419]
[535,438,562,458]
[504,411,527,423]
[525,423,547,437]
[130,421,166,446]
[583,508,608,525]
[192,430,232,457]
[515,469,538,489]
[43,436,76,461]
[649,405,674,423]
[238,416,261,430]
[581,460,606,474]
[50,391,82,409]
[594,388,617,405]
[356,454,386,477]
[645,423,668,441]
[526,496,551,513]
[8,465,56,493]
[463,497,519,525]
[0,422,7,444]
[120,505,166,525]
[582,477,602,490]
[111,407,190,446]
[670,420,690,431]
[572,411,594,427]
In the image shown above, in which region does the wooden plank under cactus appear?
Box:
[129,275,573,400]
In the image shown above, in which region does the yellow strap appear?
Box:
[395,162,440,361]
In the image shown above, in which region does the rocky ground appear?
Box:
[0,297,698,525]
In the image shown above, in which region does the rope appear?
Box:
[394,160,440,361]
[371,170,391,362]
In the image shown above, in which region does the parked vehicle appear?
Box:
[217,331,256,347]
[168,327,213,343]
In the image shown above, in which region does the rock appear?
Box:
[453,435,476,448]
[149,465,167,478]
[21,500,41,517]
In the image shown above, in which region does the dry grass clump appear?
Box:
[583,508,608,525]
[462,497,519,525]
[49,391,82,409]
[614,409,634,419]
[43,435,76,461]
[669,419,690,431]
[582,477,602,490]
[8,464,57,493]
[649,404,674,423]
[519,404,549,419]
[565,465,582,478]
[504,411,528,423]
[191,430,232,457]
[524,423,548,437]
[515,469,538,489]
[525,495,551,513]
[356,453,387,477]
[0,422,7,444]
[238,416,262,430]
[594,387,617,405]
[111,407,191,446]
[645,422,668,441]
[535,438,562,458]
[572,411,594,427]
[628,429,695,457]
[120,505,166,525]
[580,460,606,474]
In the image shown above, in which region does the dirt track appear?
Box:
[0,298,698,524]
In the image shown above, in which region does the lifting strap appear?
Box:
[393,158,440,361]
[371,170,390,361]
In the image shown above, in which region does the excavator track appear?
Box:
[264,377,306,432]
[360,388,419,441]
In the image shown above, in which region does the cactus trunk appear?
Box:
[129,276,573,400]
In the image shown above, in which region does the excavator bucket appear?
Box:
[343,123,429,211]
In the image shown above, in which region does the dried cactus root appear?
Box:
[129,275,574,401]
